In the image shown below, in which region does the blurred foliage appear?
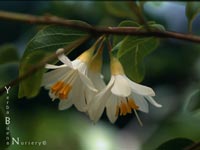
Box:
[0,44,19,65]
[105,2,135,19]
[0,109,8,150]
[186,2,200,32]
[156,138,194,150]
[183,89,200,113]
[143,112,200,150]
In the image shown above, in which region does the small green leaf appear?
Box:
[186,2,200,32]
[19,24,88,98]
[117,36,159,82]
[0,44,19,65]
[156,138,194,150]
[146,23,166,32]
[183,89,200,113]
[104,2,136,19]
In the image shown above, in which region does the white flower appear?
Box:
[88,56,162,124]
[42,48,98,112]
[87,49,106,91]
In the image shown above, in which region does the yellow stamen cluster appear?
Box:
[51,81,72,99]
[115,98,139,116]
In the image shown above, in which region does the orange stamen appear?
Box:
[116,98,139,117]
[128,98,139,110]
[115,98,143,126]
[58,84,72,99]
[120,102,128,116]
[51,81,72,100]
[51,81,64,95]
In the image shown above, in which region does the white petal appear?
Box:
[56,48,73,67]
[45,64,67,69]
[58,100,73,110]
[131,93,149,113]
[88,77,115,122]
[49,91,57,101]
[125,76,155,96]
[72,78,87,112]
[72,59,88,74]
[85,87,97,106]
[87,71,106,90]
[78,72,97,92]
[106,95,118,123]
[145,96,162,108]
[111,75,131,97]
[42,67,73,87]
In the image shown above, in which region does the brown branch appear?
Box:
[0,10,200,43]
[0,10,200,96]
[0,36,90,96]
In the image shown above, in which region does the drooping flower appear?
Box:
[87,46,106,91]
[42,40,103,112]
[88,56,162,124]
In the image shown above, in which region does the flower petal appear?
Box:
[125,76,155,96]
[85,87,97,106]
[45,64,67,69]
[58,100,73,110]
[42,67,73,88]
[131,93,149,113]
[87,71,106,90]
[72,59,87,74]
[145,96,162,108]
[72,78,87,112]
[78,72,97,92]
[88,77,115,123]
[56,48,73,67]
[111,75,131,97]
[49,91,57,101]
[106,95,118,123]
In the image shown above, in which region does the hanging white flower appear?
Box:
[88,56,162,125]
[42,47,98,112]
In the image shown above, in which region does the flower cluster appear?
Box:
[42,38,162,124]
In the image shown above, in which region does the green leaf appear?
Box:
[183,89,200,113]
[18,51,46,98]
[113,21,163,82]
[186,2,200,32]
[0,44,19,65]
[19,24,88,98]
[156,138,194,150]
[104,2,136,19]
[117,36,159,82]
[25,25,88,54]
